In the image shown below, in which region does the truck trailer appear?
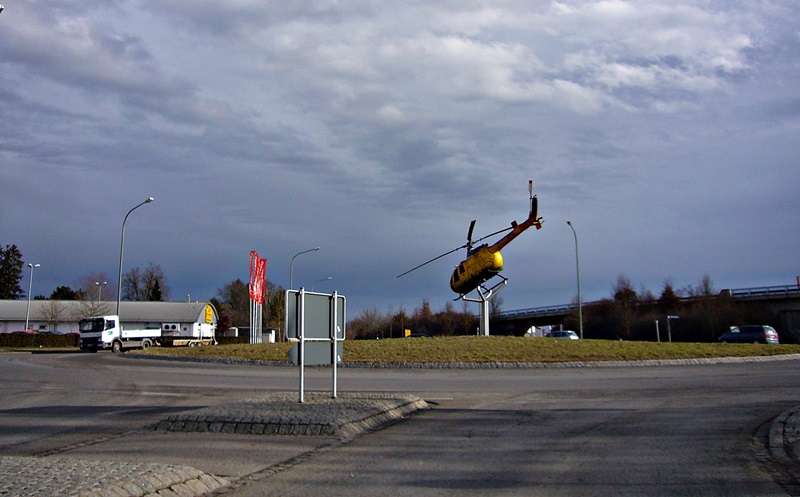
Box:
[79,314,216,353]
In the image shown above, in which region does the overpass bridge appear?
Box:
[492,284,800,337]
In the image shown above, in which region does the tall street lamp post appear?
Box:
[312,276,332,292]
[95,281,108,302]
[667,315,679,343]
[117,197,154,316]
[24,263,40,331]
[567,221,583,339]
[289,247,320,289]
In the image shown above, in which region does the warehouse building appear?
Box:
[0,300,217,335]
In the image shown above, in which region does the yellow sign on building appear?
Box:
[205,305,213,324]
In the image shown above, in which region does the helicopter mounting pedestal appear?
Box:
[461,275,508,336]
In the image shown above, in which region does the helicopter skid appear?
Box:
[458,274,508,302]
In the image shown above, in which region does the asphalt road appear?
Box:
[1,352,799,496]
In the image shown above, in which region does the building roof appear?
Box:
[0,300,217,324]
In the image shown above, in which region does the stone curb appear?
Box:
[126,352,800,369]
[768,406,800,480]
[154,392,429,439]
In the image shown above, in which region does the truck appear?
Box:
[79,315,216,353]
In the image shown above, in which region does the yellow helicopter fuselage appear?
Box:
[397,181,543,297]
[450,246,504,295]
[449,200,542,296]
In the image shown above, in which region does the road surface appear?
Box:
[1,352,798,496]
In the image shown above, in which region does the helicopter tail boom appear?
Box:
[488,195,543,254]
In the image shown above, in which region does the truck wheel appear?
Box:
[141,339,152,350]
[111,340,123,354]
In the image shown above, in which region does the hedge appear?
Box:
[0,333,80,348]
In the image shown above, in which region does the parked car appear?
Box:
[718,325,779,344]
[547,330,579,340]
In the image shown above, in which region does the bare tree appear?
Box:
[489,294,504,317]
[265,280,285,333]
[691,274,718,340]
[123,263,170,302]
[613,273,638,338]
[41,300,65,332]
[215,279,250,327]
[76,272,113,302]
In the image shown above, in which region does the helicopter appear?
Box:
[398,180,543,299]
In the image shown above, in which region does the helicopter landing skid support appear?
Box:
[461,275,508,336]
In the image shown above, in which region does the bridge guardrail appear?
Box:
[495,284,800,320]
[724,285,800,298]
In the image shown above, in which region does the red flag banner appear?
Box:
[249,251,268,304]
[255,258,268,304]
[249,251,259,301]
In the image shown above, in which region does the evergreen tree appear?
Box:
[51,286,79,300]
[0,244,24,299]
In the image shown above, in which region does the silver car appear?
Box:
[547,330,579,340]
[718,325,779,344]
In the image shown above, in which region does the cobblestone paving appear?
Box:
[0,392,427,497]
[0,455,228,497]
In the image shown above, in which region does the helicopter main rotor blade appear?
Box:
[396,244,467,278]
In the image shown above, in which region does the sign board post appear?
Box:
[285,288,346,403]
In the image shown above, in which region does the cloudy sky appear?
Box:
[2,0,798,318]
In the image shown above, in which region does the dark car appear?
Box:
[718,325,779,344]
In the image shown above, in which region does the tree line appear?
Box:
[3,242,791,342]
[0,243,170,303]
[549,274,793,343]
[348,300,480,340]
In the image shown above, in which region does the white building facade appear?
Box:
[0,300,217,335]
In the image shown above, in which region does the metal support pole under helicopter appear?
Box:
[462,275,507,336]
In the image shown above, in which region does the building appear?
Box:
[0,300,218,335]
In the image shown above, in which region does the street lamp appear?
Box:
[95,281,108,302]
[312,276,332,292]
[117,197,154,316]
[289,247,320,289]
[24,263,40,331]
[667,315,679,343]
[567,221,583,339]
